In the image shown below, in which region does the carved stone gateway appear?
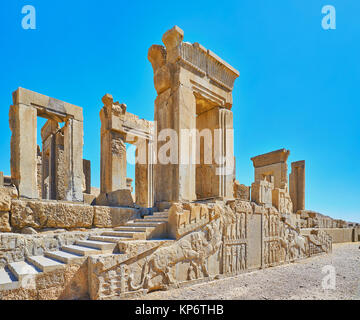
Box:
[99,94,154,207]
[148,26,239,204]
[9,88,84,201]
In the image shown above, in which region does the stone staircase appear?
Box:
[0,210,168,291]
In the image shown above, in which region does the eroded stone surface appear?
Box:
[11,200,94,230]
[0,212,11,232]
[0,229,105,268]
[0,263,88,300]
[93,206,139,228]
[0,186,18,211]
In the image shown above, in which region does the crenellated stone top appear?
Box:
[100,94,153,138]
[149,25,240,92]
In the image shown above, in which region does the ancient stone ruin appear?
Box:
[0,26,358,300]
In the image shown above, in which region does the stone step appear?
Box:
[102,230,140,238]
[62,245,104,256]
[8,261,39,281]
[128,222,164,228]
[152,215,168,219]
[26,255,65,272]
[114,226,149,232]
[76,239,117,251]
[142,217,168,222]
[0,268,18,290]
[89,235,132,243]
[153,212,168,217]
[45,250,85,264]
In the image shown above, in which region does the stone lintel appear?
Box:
[41,119,60,142]
[251,149,290,168]
[13,87,83,121]
[101,94,153,138]
[291,160,305,169]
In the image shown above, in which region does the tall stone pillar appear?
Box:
[9,102,38,199]
[135,138,154,207]
[54,128,66,200]
[149,28,197,203]
[63,118,84,201]
[41,120,60,200]
[100,94,128,194]
[289,160,305,212]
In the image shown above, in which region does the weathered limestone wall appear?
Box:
[302,228,355,243]
[11,200,94,230]
[299,210,347,229]
[0,198,140,232]
[93,206,139,228]
[0,186,18,232]
[233,181,250,201]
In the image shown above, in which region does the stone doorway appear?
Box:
[9,87,84,201]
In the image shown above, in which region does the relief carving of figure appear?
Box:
[264,214,269,238]
[240,213,246,238]
[129,220,222,291]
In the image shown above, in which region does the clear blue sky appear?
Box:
[1,0,359,222]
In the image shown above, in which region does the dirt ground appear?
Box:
[133,242,360,300]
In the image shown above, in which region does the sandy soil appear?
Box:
[132,242,360,300]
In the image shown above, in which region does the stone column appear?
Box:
[135,138,154,207]
[55,128,66,200]
[149,27,198,203]
[83,159,91,194]
[100,127,127,194]
[289,160,305,212]
[9,101,38,199]
[63,118,84,201]
[41,120,60,200]
[100,94,128,194]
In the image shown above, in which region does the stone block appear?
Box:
[0,186,18,211]
[0,212,11,232]
[83,193,96,205]
[11,200,94,229]
[93,206,139,228]
[233,181,250,200]
[96,189,134,207]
